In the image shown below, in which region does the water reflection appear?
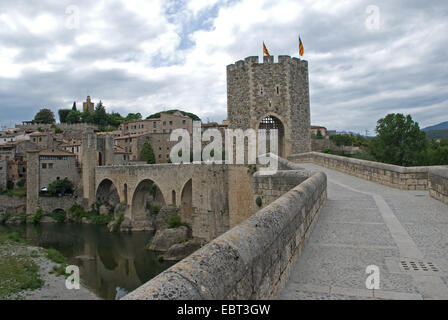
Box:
[0,224,175,300]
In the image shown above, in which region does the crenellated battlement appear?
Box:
[227,55,307,71]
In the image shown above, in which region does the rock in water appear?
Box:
[148,226,190,251]
[164,238,204,261]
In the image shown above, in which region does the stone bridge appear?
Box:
[123,153,448,300]
[94,163,256,240]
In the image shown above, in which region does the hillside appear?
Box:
[146,109,201,122]
[422,121,448,131]
[425,129,448,140]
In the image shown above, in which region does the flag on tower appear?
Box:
[299,36,304,56]
[263,42,270,56]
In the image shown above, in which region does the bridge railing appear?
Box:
[429,167,448,205]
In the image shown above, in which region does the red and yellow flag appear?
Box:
[299,37,304,56]
[263,42,270,56]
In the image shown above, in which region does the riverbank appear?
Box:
[0,231,98,300]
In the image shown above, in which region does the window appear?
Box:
[169,121,173,126]
[39,138,42,142]
[153,122,156,128]
[158,154,161,158]
[42,163,47,169]
[49,163,53,169]
[260,87,263,95]
[276,86,279,95]
[182,120,186,124]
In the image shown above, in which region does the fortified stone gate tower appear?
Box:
[227,55,311,158]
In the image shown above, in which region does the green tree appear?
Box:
[47,178,74,196]
[72,101,77,111]
[81,111,94,123]
[93,101,108,126]
[124,113,142,122]
[58,109,71,123]
[330,134,353,146]
[66,110,82,124]
[369,113,427,166]
[146,109,201,122]
[33,108,55,124]
[139,141,155,164]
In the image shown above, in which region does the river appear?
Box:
[0,224,175,300]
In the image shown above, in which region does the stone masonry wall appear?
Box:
[228,166,255,228]
[428,167,448,205]
[289,152,430,190]
[253,170,310,209]
[0,195,26,214]
[122,169,327,300]
[0,158,7,190]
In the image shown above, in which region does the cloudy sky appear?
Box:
[0,0,447,134]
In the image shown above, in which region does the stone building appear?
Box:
[29,132,51,149]
[227,55,311,158]
[114,132,175,163]
[83,95,95,113]
[0,158,7,190]
[310,126,329,139]
[60,140,82,165]
[36,150,80,191]
[118,111,193,136]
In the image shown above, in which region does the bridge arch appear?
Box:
[180,178,193,224]
[131,179,165,221]
[96,179,121,211]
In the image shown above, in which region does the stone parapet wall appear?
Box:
[289,152,430,190]
[429,167,448,205]
[122,170,327,300]
[253,170,310,209]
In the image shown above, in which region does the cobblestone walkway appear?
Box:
[279,163,448,300]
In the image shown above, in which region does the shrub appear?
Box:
[16,179,26,188]
[49,210,66,223]
[167,214,188,229]
[31,208,44,224]
[255,196,262,207]
[70,204,86,222]
[146,202,160,215]
[48,178,74,196]
[6,180,14,190]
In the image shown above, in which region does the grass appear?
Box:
[49,263,69,277]
[0,231,26,245]
[0,231,43,299]
[46,248,66,264]
[45,248,70,278]
[0,255,43,299]
[0,187,27,197]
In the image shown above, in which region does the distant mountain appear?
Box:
[425,129,448,140]
[422,121,448,132]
